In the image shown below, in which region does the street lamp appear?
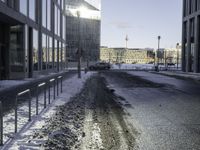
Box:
[77,9,82,78]
[176,43,180,69]
[157,36,161,71]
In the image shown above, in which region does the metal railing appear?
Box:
[0,75,63,146]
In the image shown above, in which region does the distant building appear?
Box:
[182,0,200,72]
[163,48,182,65]
[100,47,155,64]
[65,0,101,62]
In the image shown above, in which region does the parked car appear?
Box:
[89,62,111,70]
[167,63,175,66]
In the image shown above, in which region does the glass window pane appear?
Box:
[42,34,47,70]
[62,43,66,68]
[49,37,53,69]
[63,15,65,39]
[29,0,36,21]
[54,39,57,69]
[42,0,47,27]
[58,9,60,36]
[19,0,27,15]
[47,0,51,30]
[9,25,24,73]
[33,29,38,71]
[54,5,58,35]
[61,0,63,10]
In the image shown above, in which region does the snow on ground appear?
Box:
[111,64,154,70]
[1,71,94,150]
[158,71,200,81]
[111,63,180,71]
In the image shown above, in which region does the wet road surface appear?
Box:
[103,71,200,150]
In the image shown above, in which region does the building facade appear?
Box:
[100,47,155,64]
[0,0,66,80]
[182,0,200,72]
[65,0,101,63]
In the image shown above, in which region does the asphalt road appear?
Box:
[102,71,200,150]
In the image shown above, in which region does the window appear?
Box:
[59,41,62,70]
[62,43,66,68]
[54,5,58,34]
[19,0,27,15]
[42,34,47,70]
[9,25,24,73]
[63,15,66,39]
[42,0,47,27]
[58,9,60,36]
[47,0,51,30]
[49,37,53,69]
[54,39,57,69]
[29,0,36,21]
[33,29,38,71]
[61,0,64,10]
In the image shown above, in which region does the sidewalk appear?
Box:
[1,71,94,150]
[0,71,76,115]
[152,71,200,82]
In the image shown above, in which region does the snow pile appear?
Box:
[111,64,154,70]
[41,93,86,149]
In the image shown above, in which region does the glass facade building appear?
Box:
[0,0,66,79]
[65,0,101,63]
[182,0,200,72]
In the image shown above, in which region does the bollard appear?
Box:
[58,76,63,93]
[36,87,39,115]
[48,82,51,104]
[28,92,31,121]
[49,79,55,103]
[44,84,46,109]
[0,101,3,146]
[54,79,56,100]
[15,96,17,133]
[57,78,59,96]
[61,77,63,93]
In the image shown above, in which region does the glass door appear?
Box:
[0,23,7,80]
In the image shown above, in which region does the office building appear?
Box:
[182,0,200,72]
[0,0,66,79]
[65,0,101,64]
[100,47,155,64]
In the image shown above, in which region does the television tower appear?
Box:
[125,35,129,49]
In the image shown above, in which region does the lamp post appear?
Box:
[77,10,81,78]
[176,43,180,69]
[157,36,161,71]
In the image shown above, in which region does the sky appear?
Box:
[100,0,183,49]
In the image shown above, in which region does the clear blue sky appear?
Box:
[101,0,182,49]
